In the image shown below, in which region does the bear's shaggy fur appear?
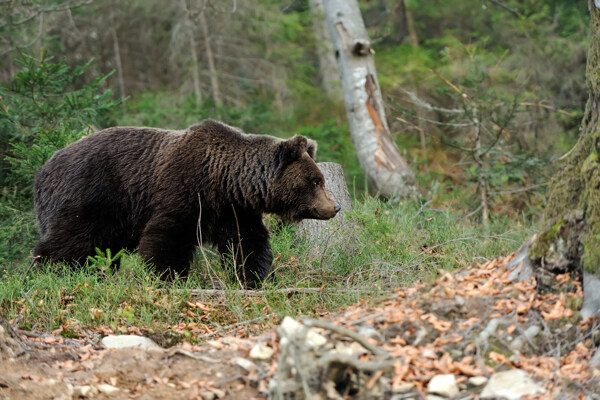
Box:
[33,119,340,287]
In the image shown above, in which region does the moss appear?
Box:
[581,146,600,273]
[531,5,600,276]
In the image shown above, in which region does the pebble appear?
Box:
[249,342,274,360]
[101,335,161,349]
[467,376,488,386]
[234,357,258,373]
[481,369,545,400]
[427,374,458,398]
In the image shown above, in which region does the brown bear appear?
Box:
[33,119,340,287]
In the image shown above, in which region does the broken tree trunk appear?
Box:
[296,162,356,251]
[322,0,418,199]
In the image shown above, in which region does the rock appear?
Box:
[96,383,120,395]
[101,335,161,349]
[393,382,415,393]
[249,342,274,360]
[426,395,448,400]
[199,389,216,400]
[279,316,305,337]
[581,271,600,319]
[305,328,327,348]
[427,374,458,398]
[467,376,488,386]
[481,369,545,400]
[234,357,258,373]
[507,235,536,282]
[74,385,93,397]
[278,316,327,348]
[590,347,600,368]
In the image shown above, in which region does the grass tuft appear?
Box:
[0,197,533,341]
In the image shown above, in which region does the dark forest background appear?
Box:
[0,0,589,263]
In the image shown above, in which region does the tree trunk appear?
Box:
[179,0,202,104]
[199,11,222,108]
[110,25,125,98]
[322,0,418,199]
[522,0,600,319]
[308,0,342,100]
[296,162,356,253]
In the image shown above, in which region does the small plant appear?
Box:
[86,248,126,275]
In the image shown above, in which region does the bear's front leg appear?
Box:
[216,213,273,289]
[138,212,197,280]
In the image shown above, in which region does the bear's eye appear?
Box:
[312,179,321,187]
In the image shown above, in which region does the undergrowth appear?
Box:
[0,197,532,342]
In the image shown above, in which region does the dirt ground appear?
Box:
[1,255,600,400]
[0,329,265,399]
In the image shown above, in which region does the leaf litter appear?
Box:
[0,253,598,399]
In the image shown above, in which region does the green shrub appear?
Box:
[0,52,120,264]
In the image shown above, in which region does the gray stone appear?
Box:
[481,369,545,400]
[426,395,447,400]
[467,376,488,386]
[101,335,161,349]
[581,271,600,319]
[234,357,258,373]
[427,374,458,398]
[507,236,536,282]
[590,347,600,368]
[96,383,120,395]
[393,382,415,393]
[249,342,274,360]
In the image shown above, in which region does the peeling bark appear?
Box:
[322,0,418,199]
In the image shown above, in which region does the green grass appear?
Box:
[0,197,533,342]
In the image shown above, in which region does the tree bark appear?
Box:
[110,24,125,98]
[521,0,600,319]
[179,0,202,104]
[199,11,222,108]
[308,0,342,100]
[296,163,356,252]
[322,0,418,199]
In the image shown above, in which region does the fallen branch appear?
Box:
[196,314,273,339]
[164,287,384,297]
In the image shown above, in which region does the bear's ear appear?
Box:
[276,135,308,168]
[307,139,317,160]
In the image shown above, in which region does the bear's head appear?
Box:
[270,135,341,222]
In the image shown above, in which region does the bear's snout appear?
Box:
[334,204,341,213]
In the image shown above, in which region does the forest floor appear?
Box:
[1,254,599,400]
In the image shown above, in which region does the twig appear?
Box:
[400,88,465,114]
[489,183,548,195]
[166,287,379,297]
[519,101,575,117]
[486,0,522,18]
[196,314,272,339]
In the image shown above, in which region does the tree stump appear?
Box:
[296,162,356,251]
